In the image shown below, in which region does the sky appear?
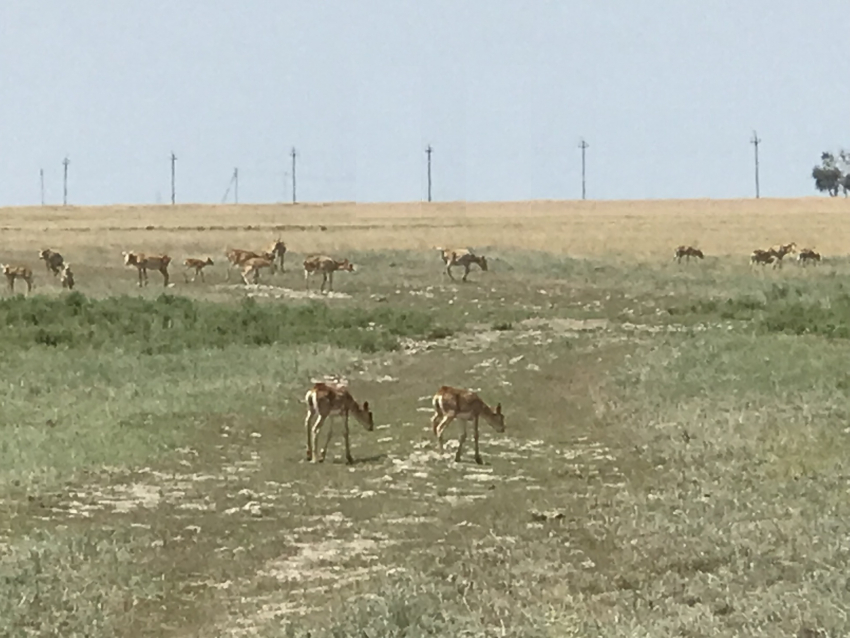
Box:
[0,1,847,206]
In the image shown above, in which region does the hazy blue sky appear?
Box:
[1,1,847,205]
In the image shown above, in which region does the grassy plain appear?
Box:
[1,197,850,637]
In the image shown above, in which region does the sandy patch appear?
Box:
[232,283,352,300]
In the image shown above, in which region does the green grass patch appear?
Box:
[0,528,165,638]
[667,284,850,339]
[0,343,358,489]
[0,293,444,354]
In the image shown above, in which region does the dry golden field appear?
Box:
[1,197,848,266]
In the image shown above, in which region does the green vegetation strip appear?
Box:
[0,293,449,354]
[668,284,850,339]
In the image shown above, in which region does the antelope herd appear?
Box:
[674,242,824,269]
[303,380,506,465]
[1,239,495,295]
[0,234,835,297]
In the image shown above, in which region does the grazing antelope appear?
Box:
[797,248,822,265]
[224,248,276,281]
[437,248,489,282]
[766,242,797,269]
[430,386,505,465]
[303,255,355,293]
[122,252,172,287]
[183,257,214,282]
[39,249,65,277]
[674,245,704,263]
[769,242,797,257]
[750,242,796,269]
[304,382,374,465]
[60,263,75,290]
[750,249,776,267]
[266,237,287,272]
[240,256,275,285]
[1,264,34,294]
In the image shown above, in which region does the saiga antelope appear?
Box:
[266,238,287,272]
[303,255,355,293]
[797,248,821,266]
[750,249,776,267]
[123,252,172,287]
[430,386,505,465]
[224,244,280,280]
[39,249,65,277]
[304,382,374,465]
[225,248,258,281]
[1,264,33,294]
[770,242,797,268]
[60,263,75,290]
[437,248,489,282]
[183,257,214,282]
[240,256,275,285]
[674,245,704,263]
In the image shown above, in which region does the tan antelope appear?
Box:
[183,257,214,282]
[1,264,34,294]
[430,386,505,465]
[60,263,75,290]
[304,382,374,465]
[39,249,65,277]
[750,249,777,267]
[224,248,276,281]
[266,237,287,272]
[303,255,355,293]
[750,242,796,269]
[797,248,822,265]
[240,256,275,285]
[123,252,172,287]
[766,242,797,269]
[437,247,489,282]
[674,245,704,263]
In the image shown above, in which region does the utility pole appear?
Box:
[425,144,433,202]
[290,147,297,204]
[750,130,761,199]
[234,168,239,204]
[40,168,45,206]
[578,139,589,200]
[170,152,177,204]
[62,156,70,206]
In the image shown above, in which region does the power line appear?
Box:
[290,147,297,204]
[170,152,177,204]
[62,156,70,206]
[221,168,239,204]
[578,139,589,200]
[425,144,433,202]
[750,130,761,199]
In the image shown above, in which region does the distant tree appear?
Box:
[813,151,850,197]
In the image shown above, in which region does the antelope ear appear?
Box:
[496,403,502,414]
[363,401,370,411]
